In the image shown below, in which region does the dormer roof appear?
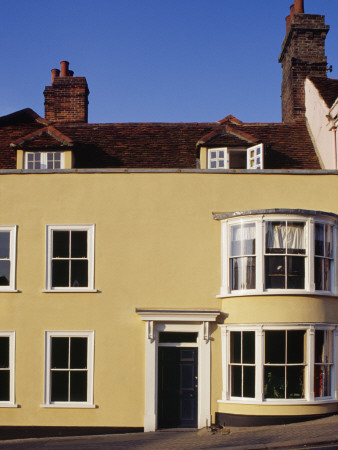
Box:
[10,126,73,149]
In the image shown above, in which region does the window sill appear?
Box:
[41,403,97,409]
[42,289,99,293]
[0,403,19,408]
[218,398,337,406]
[0,289,19,293]
[217,289,337,298]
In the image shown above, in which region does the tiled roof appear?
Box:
[0,109,320,170]
[201,120,320,170]
[10,126,73,148]
[308,77,338,108]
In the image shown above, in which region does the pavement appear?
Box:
[1,415,338,449]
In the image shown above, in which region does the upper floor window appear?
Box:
[216,211,337,297]
[0,226,17,292]
[46,225,95,292]
[265,221,306,290]
[208,144,263,170]
[25,152,63,170]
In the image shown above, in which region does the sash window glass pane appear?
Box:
[315,224,333,291]
[230,331,255,398]
[0,232,11,287]
[230,223,256,291]
[51,230,89,288]
[265,222,305,289]
[50,336,89,403]
[314,330,333,397]
[0,261,10,286]
[264,330,305,399]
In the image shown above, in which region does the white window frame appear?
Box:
[219,214,337,298]
[24,151,64,170]
[247,144,264,169]
[220,324,337,406]
[207,144,263,170]
[42,330,95,408]
[0,226,17,292]
[45,225,95,292]
[0,332,17,408]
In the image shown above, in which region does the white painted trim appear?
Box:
[45,225,95,291]
[140,316,219,432]
[0,290,19,293]
[136,309,220,323]
[42,289,99,293]
[0,226,17,291]
[40,403,96,409]
[207,147,254,170]
[247,144,264,170]
[43,330,95,407]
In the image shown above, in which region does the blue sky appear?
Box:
[1,0,337,124]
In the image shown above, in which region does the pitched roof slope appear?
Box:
[0,110,320,170]
[308,77,338,108]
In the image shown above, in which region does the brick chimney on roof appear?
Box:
[44,61,89,123]
[279,1,330,122]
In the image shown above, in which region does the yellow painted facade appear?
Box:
[1,170,338,427]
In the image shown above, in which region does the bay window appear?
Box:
[221,324,336,405]
[216,210,337,297]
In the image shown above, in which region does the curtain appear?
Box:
[266,222,304,251]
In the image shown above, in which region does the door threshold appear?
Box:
[157,428,198,432]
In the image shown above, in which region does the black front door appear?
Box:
[157,347,198,428]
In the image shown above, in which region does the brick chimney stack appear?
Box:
[44,61,89,123]
[279,1,329,122]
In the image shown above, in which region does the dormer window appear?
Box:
[207,144,263,170]
[24,152,64,170]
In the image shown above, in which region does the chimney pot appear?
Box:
[60,60,70,77]
[51,68,60,84]
[67,70,74,77]
[290,4,295,19]
[294,0,304,14]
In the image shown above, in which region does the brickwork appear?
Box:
[279,13,329,122]
[44,76,89,123]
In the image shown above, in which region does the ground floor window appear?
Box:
[221,325,336,404]
[0,332,15,406]
[44,331,94,407]
[264,330,305,399]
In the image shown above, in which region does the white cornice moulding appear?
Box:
[135,309,220,322]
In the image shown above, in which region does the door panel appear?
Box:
[158,347,198,428]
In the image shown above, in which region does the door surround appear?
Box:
[136,309,220,432]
